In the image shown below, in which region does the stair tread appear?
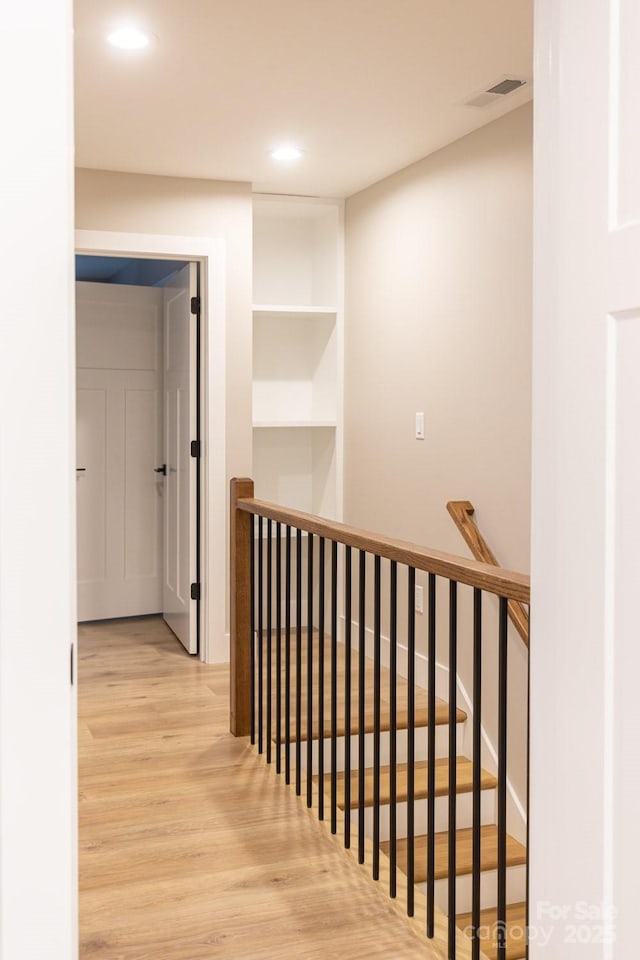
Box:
[457,902,528,960]
[261,632,466,740]
[380,825,527,881]
[317,756,497,808]
[273,699,466,742]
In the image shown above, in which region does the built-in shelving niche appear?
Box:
[252,196,342,520]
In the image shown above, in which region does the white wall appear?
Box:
[0,2,77,958]
[344,104,532,805]
[344,104,532,569]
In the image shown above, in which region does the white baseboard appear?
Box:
[206,630,230,664]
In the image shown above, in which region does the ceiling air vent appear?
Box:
[465,76,527,109]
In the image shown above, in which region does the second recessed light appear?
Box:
[108,26,151,50]
[271,146,303,162]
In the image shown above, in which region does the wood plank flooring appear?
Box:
[78,616,434,959]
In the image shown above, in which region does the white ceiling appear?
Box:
[74,0,533,199]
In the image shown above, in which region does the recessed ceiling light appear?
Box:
[107,26,151,50]
[271,146,303,162]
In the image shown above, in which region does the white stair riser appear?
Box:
[350,789,496,842]
[414,863,527,916]
[266,708,527,925]
[278,722,465,775]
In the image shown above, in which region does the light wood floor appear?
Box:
[78,616,432,959]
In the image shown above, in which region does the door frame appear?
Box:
[75,230,227,663]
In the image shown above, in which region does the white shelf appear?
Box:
[253,416,337,518]
[253,421,336,429]
[252,309,337,426]
[253,197,339,307]
[252,195,342,520]
[253,304,337,320]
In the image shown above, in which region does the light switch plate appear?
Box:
[415,412,425,440]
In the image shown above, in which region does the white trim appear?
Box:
[334,199,345,522]
[1,4,76,954]
[74,230,227,663]
[603,312,617,952]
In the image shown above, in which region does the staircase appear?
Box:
[229,479,531,960]
[267,632,527,960]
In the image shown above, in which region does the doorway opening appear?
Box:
[75,254,201,655]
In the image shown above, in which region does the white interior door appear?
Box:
[163,262,198,653]
[76,282,163,621]
[532,1,640,954]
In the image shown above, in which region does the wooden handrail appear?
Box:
[447,500,529,646]
[236,494,530,604]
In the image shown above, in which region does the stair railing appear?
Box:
[230,478,530,960]
[447,501,529,646]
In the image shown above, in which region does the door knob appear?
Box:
[154,464,167,476]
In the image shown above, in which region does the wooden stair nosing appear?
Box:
[380,825,527,882]
[268,700,467,743]
[316,755,498,808]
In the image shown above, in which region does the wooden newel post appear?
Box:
[230,477,254,737]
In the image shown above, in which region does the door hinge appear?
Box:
[70,642,74,686]
[190,440,201,458]
[190,295,201,316]
[190,582,201,601]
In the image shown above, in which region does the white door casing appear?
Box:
[76,282,164,621]
[1,4,76,957]
[163,262,198,653]
[532,1,640,956]
[74,230,228,665]
[606,3,640,952]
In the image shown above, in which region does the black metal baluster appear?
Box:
[285,526,292,785]
[344,547,352,848]
[250,515,256,746]
[427,572,436,937]
[258,515,263,755]
[266,519,273,765]
[389,560,398,898]
[497,596,508,960]
[472,588,482,960]
[373,555,381,881]
[358,549,366,865]
[330,540,338,834]
[318,537,326,820]
[276,522,282,775]
[448,580,458,957]
[407,567,416,917]
[296,529,302,796]
[306,533,314,808]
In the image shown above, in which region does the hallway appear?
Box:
[78,617,428,959]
